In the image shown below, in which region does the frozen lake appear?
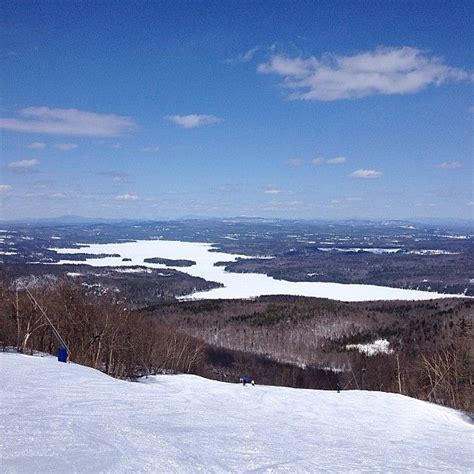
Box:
[51,239,464,301]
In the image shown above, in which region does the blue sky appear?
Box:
[1,0,472,220]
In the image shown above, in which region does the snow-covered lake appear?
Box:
[2,352,473,472]
[51,239,464,301]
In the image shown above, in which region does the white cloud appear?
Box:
[7,159,40,172]
[166,114,222,129]
[115,193,139,201]
[225,46,260,64]
[435,161,464,169]
[257,47,472,101]
[350,169,383,179]
[142,146,160,153]
[264,185,282,195]
[312,156,347,165]
[54,143,78,151]
[27,142,46,149]
[326,156,346,165]
[0,107,137,136]
[0,184,12,193]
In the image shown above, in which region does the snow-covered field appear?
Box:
[346,339,394,356]
[317,247,401,254]
[1,353,472,473]
[50,239,464,301]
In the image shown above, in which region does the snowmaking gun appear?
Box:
[19,285,71,363]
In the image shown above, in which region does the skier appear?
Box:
[336,383,341,393]
[240,375,251,386]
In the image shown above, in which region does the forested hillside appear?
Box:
[1,276,471,411]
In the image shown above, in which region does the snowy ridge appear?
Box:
[1,352,472,472]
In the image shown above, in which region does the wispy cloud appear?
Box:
[264,185,282,195]
[326,156,347,165]
[350,169,383,179]
[435,161,464,169]
[0,107,137,136]
[142,146,160,153]
[312,156,347,165]
[115,193,139,201]
[166,114,222,129]
[218,183,243,194]
[225,46,260,64]
[48,192,67,199]
[54,143,78,151]
[99,171,130,182]
[0,184,12,193]
[7,159,40,173]
[27,142,46,149]
[31,180,51,190]
[286,158,305,166]
[257,46,472,101]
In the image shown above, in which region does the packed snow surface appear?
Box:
[50,239,465,301]
[1,353,472,473]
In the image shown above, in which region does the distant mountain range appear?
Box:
[1,215,472,229]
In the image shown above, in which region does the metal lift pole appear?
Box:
[22,286,71,355]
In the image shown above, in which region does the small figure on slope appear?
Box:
[240,375,253,386]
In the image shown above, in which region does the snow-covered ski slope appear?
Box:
[1,353,473,473]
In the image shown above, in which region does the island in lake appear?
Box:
[144,257,196,267]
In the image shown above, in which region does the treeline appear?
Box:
[0,277,338,391]
[150,297,473,412]
[0,277,205,378]
[149,297,472,367]
[1,277,472,411]
[197,345,339,390]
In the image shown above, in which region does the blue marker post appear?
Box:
[57,348,68,363]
